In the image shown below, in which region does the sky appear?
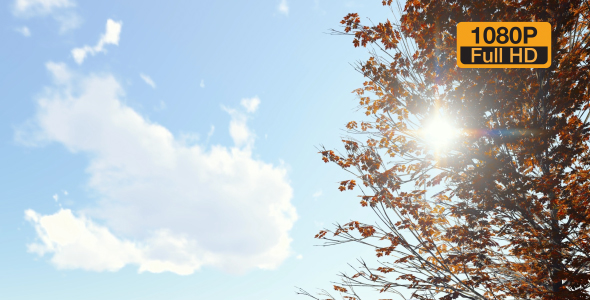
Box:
[1,0,396,299]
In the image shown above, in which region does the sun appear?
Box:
[422,117,458,150]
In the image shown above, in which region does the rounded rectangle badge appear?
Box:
[457,22,551,68]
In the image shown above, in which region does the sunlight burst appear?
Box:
[422,117,458,150]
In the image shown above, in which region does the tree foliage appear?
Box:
[299,0,590,299]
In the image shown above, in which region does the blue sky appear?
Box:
[1,0,394,299]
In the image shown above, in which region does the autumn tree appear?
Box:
[297,0,590,299]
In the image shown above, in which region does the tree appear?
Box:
[297,0,590,299]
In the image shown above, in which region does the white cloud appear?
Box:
[12,0,80,33]
[63,190,68,195]
[20,63,297,275]
[207,125,215,139]
[296,254,303,259]
[15,26,31,37]
[53,11,81,33]
[45,61,71,84]
[223,105,256,148]
[205,125,215,144]
[278,0,289,15]
[71,19,122,64]
[139,73,156,89]
[312,190,322,199]
[53,194,58,201]
[240,96,260,113]
[200,79,205,88]
[26,209,146,272]
[13,0,73,15]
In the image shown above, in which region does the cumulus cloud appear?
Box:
[15,26,31,37]
[240,96,260,113]
[71,19,122,64]
[12,0,80,32]
[278,0,289,15]
[139,73,156,89]
[26,209,146,272]
[20,62,297,275]
[223,104,257,148]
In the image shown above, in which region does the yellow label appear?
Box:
[456,22,551,68]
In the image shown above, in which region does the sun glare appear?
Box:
[422,117,457,150]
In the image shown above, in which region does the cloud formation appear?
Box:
[20,63,297,275]
[13,0,73,15]
[45,61,71,84]
[312,190,322,199]
[15,26,31,37]
[71,19,122,64]
[278,0,289,15]
[139,73,156,89]
[12,0,80,32]
[223,105,256,148]
[240,96,260,113]
[26,209,147,272]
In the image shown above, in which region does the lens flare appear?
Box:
[422,117,457,150]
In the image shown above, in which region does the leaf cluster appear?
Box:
[300,0,590,299]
